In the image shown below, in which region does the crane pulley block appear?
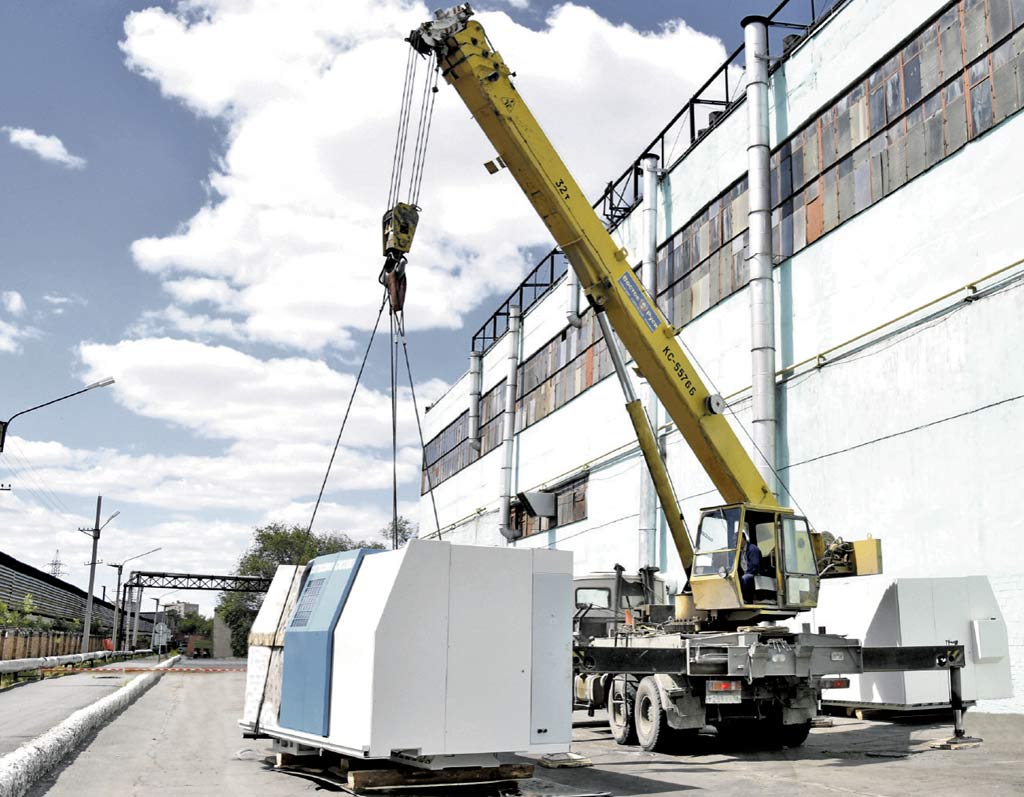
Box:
[382,202,419,261]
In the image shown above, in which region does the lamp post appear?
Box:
[81,498,120,654]
[0,378,115,453]
[108,546,161,651]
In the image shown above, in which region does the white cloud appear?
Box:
[119,1,726,351]
[2,291,26,316]
[0,292,39,353]
[2,126,86,169]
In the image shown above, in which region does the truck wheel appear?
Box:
[608,675,638,745]
[634,676,675,752]
[779,720,811,747]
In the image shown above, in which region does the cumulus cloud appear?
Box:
[0,292,38,353]
[2,126,86,169]
[119,0,726,351]
[2,291,26,316]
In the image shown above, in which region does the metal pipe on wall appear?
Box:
[743,16,777,494]
[468,352,482,452]
[499,306,522,541]
[566,267,582,328]
[638,153,661,568]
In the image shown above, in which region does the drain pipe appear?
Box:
[566,267,583,328]
[499,306,522,541]
[468,351,482,452]
[638,153,660,568]
[743,16,777,494]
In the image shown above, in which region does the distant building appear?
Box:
[419,0,1024,713]
[164,601,200,617]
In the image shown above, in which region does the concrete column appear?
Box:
[743,16,777,494]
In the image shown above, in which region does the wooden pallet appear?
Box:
[273,753,534,793]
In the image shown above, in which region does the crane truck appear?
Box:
[403,4,971,753]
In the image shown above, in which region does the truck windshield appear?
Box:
[693,507,741,576]
[575,587,610,608]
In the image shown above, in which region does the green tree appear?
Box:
[216,523,384,655]
[380,516,418,548]
[177,610,213,637]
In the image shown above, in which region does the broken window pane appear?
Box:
[971,77,994,134]
[904,55,923,106]
[853,147,871,211]
[905,106,926,179]
[849,83,869,148]
[885,127,907,194]
[940,9,964,79]
[836,94,852,158]
[945,77,969,152]
[920,24,941,95]
[822,167,838,232]
[837,155,854,222]
[990,0,1013,42]
[803,124,819,179]
[963,0,989,63]
[924,94,945,167]
[870,134,886,202]
[820,108,837,168]
[992,41,1019,121]
[885,71,903,121]
[870,83,887,134]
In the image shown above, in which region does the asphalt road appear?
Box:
[26,668,1024,796]
[0,656,160,756]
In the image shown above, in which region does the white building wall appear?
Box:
[419,0,1023,711]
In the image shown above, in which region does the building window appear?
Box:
[511,474,589,538]
[422,0,1024,494]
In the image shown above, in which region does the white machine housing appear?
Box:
[241,539,573,763]
[816,576,1012,708]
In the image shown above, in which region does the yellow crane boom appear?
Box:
[406,5,878,623]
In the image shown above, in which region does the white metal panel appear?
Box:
[369,541,452,756]
[327,549,405,749]
[965,576,1013,700]
[530,569,572,746]
[444,545,533,753]
[899,579,954,705]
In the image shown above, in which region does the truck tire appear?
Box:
[634,676,675,752]
[779,720,812,747]
[608,675,638,745]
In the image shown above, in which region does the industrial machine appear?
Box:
[240,540,573,768]
[402,4,986,752]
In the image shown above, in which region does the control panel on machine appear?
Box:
[279,549,381,736]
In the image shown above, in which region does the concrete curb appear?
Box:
[0,654,180,797]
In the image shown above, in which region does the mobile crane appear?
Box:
[402,4,967,753]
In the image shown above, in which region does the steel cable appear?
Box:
[306,293,388,534]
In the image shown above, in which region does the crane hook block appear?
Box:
[382,202,419,260]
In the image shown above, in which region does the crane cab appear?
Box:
[688,503,819,623]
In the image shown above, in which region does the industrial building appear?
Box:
[418,0,1024,713]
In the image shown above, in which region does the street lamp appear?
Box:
[80,498,120,654]
[107,546,161,651]
[0,377,115,453]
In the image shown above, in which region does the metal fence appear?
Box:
[0,628,112,660]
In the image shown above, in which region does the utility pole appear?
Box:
[107,546,160,652]
[80,498,120,654]
[80,496,102,655]
[110,564,124,650]
[151,597,160,653]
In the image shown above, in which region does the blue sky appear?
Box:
[0,0,776,612]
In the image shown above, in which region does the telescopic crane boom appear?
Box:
[404,4,880,626]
